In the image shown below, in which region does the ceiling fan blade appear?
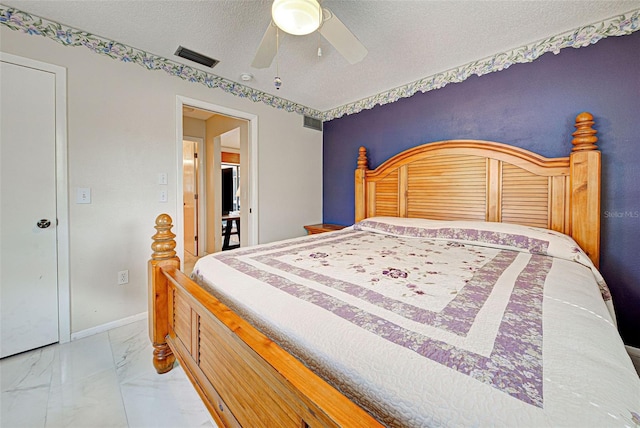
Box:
[251,22,278,69]
[318,8,367,65]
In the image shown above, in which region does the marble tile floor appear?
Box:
[1,318,216,428]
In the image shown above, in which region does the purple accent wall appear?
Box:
[323,31,640,347]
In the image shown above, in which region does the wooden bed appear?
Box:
[149,112,601,427]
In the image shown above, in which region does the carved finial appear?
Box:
[572,112,598,152]
[357,146,369,170]
[151,214,176,260]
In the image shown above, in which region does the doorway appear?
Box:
[0,53,70,357]
[176,96,258,273]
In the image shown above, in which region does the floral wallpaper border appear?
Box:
[322,8,639,121]
[1,6,638,122]
[0,6,324,119]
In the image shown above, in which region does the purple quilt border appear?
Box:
[355,220,550,255]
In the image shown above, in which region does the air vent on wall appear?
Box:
[303,115,323,131]
[175,46,219,68]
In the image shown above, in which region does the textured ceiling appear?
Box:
[2,1,638,113]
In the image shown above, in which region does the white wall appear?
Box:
[0,28,323,334]
[183,116,206,140]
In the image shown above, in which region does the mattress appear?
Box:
[192,216,640,427]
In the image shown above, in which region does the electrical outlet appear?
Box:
[118,270,129,285]
[159,189,168,203]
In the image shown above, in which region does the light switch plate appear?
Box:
[76,187,91,204]
[158,172,168,185]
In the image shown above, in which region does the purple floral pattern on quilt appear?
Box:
[382,268,408,279]
[209,228,548,407]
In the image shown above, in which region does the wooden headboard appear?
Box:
[355,112,601,267]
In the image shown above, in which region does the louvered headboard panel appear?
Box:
[407,155,487,221]
[501,163,550,228]
[355,112,601,266]
[370,169,399,217]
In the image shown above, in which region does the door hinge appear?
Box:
[194,193,198,200]
[194,152,198,159]
[195,235,198,241]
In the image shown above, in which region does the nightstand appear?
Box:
[304,223,346,235]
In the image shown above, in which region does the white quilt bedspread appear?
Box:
[192,217,640,427]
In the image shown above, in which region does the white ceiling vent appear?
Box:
[175,46,219,68]
[303,115,322,131]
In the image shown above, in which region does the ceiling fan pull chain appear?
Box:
[274,26,282,90]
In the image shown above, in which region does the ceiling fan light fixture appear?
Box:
[272,0,321,36]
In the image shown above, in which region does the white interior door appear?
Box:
[183,140,198,256]
[212,136,222,252]
[1,60,60,358]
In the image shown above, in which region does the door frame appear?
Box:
[175,96,258,265]
[0,52,71,344]
[183,136,206,256]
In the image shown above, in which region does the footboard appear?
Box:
[149,214,382,428]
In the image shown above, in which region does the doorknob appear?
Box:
[36,219,51,229]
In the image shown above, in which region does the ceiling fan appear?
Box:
[251,0,368,69]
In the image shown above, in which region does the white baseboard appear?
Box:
[70,311,148,341]
[626,345,640,376]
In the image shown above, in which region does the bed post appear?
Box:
[149,213,179,373]
[355,146,369,222]
[570,112,601,267]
